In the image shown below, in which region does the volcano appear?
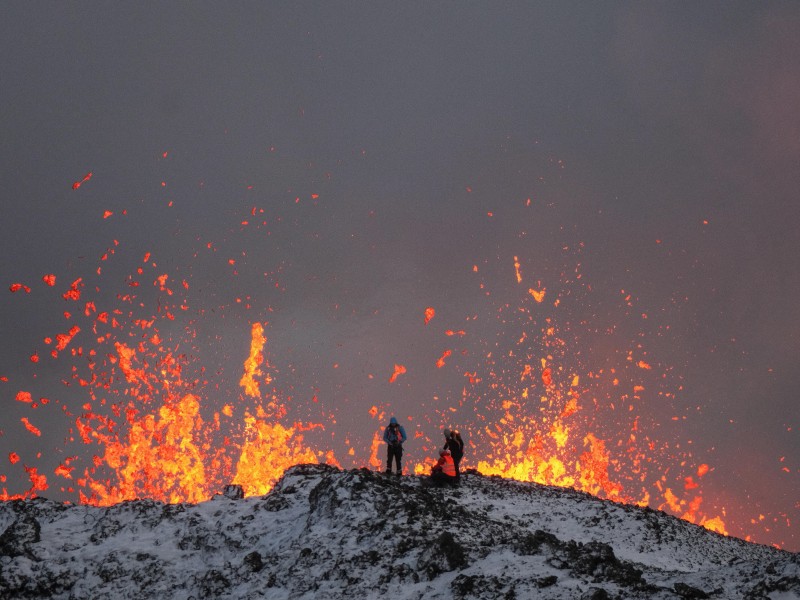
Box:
[1,464,796,599]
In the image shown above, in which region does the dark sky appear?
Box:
[1,4,797,550]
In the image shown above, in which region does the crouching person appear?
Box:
[430,449,457,486]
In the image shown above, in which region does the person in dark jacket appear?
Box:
[383,416,407,475]
[443,428,464,479]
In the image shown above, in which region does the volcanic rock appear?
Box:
[0,511,40,559]
[0,464,796,600]
[222,484,244,500]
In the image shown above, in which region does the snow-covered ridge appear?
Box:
[0,464,797,599]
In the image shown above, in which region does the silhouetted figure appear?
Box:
[443,428,464,480]
[382,416,407,475]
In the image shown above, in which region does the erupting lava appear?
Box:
[0,163,791,551]
[1,247,728,538]
[70,325,333,505]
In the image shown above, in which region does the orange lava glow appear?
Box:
[3,198,790,551]
[20,417,41,437]
[232,413,319,497]
[440,262,733,539]
[43,320,335,505]
[388,364,407,383]
[71,171,93,190]
[240,322,268,398]
[0,268,731,542]
[529,288,546,303]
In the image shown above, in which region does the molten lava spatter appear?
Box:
[240,322,268,398]
[0,250,726,531]
[230,323,331,496]
[1,167,792,550]
[429,255,730,537]
[71,171,93,190]
[389,364,407,383]
[232,412,318,497]
[1,226,342,504]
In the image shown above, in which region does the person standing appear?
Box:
[443,428,464,479]
[383,416,407,475]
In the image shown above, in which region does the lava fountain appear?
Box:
[0,164,792,551]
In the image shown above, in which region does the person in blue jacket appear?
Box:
[382,416,407,475]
